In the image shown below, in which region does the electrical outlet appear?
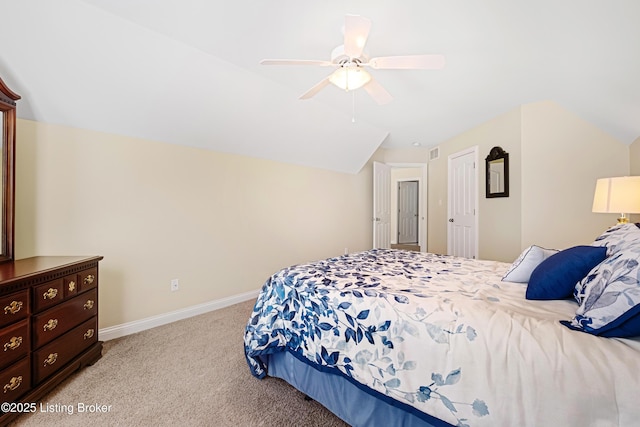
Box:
[344,247,349,255]
[170,279,179,292]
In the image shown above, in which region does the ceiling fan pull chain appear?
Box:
[352,91,356,123]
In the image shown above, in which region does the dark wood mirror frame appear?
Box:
[0,77,20,263]
[485,146,509,198]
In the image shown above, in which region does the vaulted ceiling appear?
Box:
[1,1,638,173]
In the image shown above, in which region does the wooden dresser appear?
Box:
[0,256,103,424]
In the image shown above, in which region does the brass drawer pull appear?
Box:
[84,329,95,340]
[68,281,76,292]
[43,318,58,332]
[3,336,22,351]
[44,353,58,367]
[3,301,23,315]
[84,275,95,285]
[43,287,58,300]
[3,376,22,393]
[84,300,95,310]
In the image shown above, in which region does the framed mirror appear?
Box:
[0,77,20,263]
[485,146,509,198]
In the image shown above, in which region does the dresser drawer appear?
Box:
[32,317,97,384]
[64,274,79,298]
[33,278,64,313]
[32,289,97,349]
[0,320,29,370]
[78,267,98,293]
[0,291,29,329]
[0,357,30,404]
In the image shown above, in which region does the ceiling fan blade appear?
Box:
[368,54,446,70]
[363,78,393,105]
[260,59,334,66]
[344,15,372,58]
[299,76,332,100]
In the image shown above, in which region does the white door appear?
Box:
[397,180,419,244]
[447,148,478,258]
[373,162,391,249]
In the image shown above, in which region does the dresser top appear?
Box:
[0,256,103,285]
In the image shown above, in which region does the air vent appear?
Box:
[429,146,440,161]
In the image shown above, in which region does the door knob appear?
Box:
[449,218,454,222]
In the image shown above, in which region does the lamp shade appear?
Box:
[592,176,640,214]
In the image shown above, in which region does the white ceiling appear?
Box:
[1,1,638,173]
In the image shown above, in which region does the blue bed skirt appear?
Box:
[266,350,452,427]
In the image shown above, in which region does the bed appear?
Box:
[244,223,640,427]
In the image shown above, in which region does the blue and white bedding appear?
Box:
[568,223,640,336]
[244,249,640,427]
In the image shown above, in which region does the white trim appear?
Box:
[394,177,421,246]
[387,162,428,169]
[98,289,260,341]
[387,162,428,252]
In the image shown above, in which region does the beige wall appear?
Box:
[520,101,630,249]
[427,101,630,262]
[427,107,522,261]
[630,137,640,223]
[631,137,640,174]
[15,119,373,329]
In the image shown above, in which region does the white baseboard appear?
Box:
[98,289,260,341]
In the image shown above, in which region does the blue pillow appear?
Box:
[526,245,607,300]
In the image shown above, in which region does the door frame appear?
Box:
[388,162,428,252]
[446,146,479,258]
[396,179,419,244]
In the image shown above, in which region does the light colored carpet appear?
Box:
[10,299,349,427]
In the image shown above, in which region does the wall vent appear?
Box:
[429,146,440,161]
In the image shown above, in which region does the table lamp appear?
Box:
[592,176,640,224]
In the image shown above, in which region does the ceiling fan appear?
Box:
[260,14,445,105]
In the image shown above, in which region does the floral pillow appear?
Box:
[590,223,640,255]
[562,223,640,337]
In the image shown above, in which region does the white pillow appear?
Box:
[502,245,558,283]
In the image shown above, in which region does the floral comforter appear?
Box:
[244,249,640,427]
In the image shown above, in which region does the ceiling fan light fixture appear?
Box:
[329,66,371,91]
[261,15,444,104]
